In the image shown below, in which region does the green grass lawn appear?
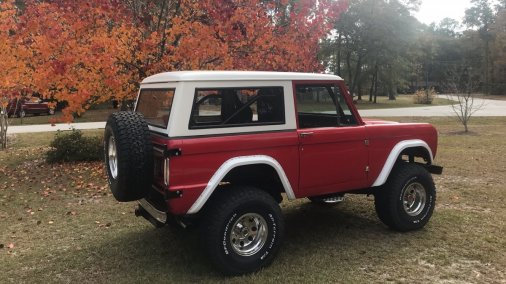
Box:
[1,117,505,283]
[355,94,453,110]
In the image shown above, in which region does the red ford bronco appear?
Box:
[104,71,442,275]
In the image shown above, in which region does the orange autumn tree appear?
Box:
[0,0,32,148]
[17,1,135,121]
[9,0,347,123]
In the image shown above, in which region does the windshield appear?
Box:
[135,89,175,128]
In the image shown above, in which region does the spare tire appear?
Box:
[104,111,153,202]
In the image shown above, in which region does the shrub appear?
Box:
[46,129,103,163]
[413,88,436,104]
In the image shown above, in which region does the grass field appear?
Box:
[354,95,453,110]
[1,118,505,283]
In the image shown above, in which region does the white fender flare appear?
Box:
[186,155,295,214]
[372,139,433,187]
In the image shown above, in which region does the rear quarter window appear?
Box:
[136,89,175,128]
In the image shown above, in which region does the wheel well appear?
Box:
[218,164,284,203]
[399,146,432,164]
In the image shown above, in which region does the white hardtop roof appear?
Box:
[141,71,343,84]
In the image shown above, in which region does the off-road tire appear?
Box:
[375,163,436,232]
[104,111,153,202]
[200,187,284,275]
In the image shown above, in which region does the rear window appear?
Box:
[136,89,175,128]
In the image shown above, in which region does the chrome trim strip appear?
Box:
[138,198,167,224]
[164,158,169,186]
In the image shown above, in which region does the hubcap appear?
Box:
[108,135,118,179]
[230,213,268,256]
[402,182,426,216]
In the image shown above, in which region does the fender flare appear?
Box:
[371,139,433,187]
[186,155,295,214]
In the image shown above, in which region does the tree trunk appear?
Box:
[0,112,8,149]
[336,33,342,76]
[373,66,379,104]
[369,74,374,102]
[350,55,363,97]
[370,63,378,102]
[388,83,397,100]
[357,81,362,101]
[346,51,353,87]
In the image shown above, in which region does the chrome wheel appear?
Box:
[230,213,268,256]
[108,135,118,179]
[403,182,426,216]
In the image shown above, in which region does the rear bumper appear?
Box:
[136,198,167,227]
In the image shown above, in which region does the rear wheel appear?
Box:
[104,111,153,202]
[200,187,284,275]
[19,110,25,118]
[375,163,436,231]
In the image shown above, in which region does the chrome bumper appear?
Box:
[138,198,167,224]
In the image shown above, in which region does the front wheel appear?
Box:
[374,163,436,232]
[200,187,284,275]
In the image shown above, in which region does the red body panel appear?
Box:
[365,122,438,180]
[297,126,369,196]
[152,132,300,215]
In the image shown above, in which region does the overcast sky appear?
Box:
[415,0,473,25]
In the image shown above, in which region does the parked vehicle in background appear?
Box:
[103,71,443,275]
[7,97,55,118]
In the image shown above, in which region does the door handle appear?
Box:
[300,132,314,138]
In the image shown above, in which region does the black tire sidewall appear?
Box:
[219,202,281,271]
[103,111,153,202]
[376,164,436,231]
[202,188,284,275]
[103,124,121,198]
[395,174,435,228]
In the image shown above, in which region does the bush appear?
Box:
[46,129,103,163]
[413,88,436,104]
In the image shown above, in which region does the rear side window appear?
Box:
[136,89,175,128]
[189,87,284,129]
